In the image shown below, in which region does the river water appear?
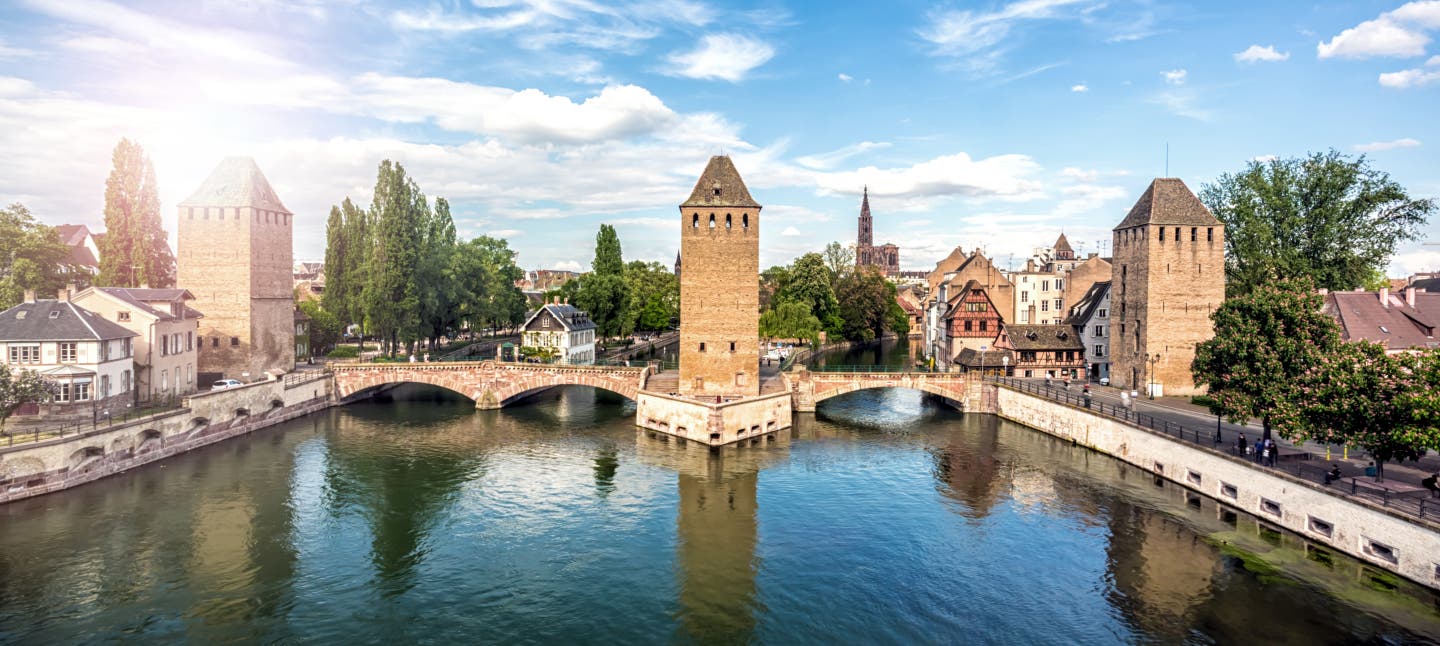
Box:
[1,342,1438,644]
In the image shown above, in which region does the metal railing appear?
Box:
[991,376,1437,522]
[802,364,943,374]
[2,397,185,448]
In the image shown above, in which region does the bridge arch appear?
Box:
[810,382,965,406]
[330,362,647,410]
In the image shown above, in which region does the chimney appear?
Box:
[22,289,36,303]
[1405,285,1416,308]
[1379,286,1389,309]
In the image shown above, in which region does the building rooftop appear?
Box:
[681,156,761,208]
[524,303,597,332]
[179,156,291,213]
[1003,324,1084,351]
[1114,178,1221,229]
[1323,287,1440,352]
[1063,280,1111,326]
[0,300,138,342]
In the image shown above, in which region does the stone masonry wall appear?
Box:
[679,206,760,397]
[995,385,1440,590]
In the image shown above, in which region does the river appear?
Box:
[0,342,1437,643]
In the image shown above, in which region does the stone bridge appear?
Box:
[330,361,649,409]
[788,368,985,413]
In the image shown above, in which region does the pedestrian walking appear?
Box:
[1268,440,1279,467]
[1324,464,1342,485]
[1423,472,1439,498]
[1237,433,1247,458]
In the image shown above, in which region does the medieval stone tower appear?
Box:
[177,157,295,384]
[1110,178,1224,396]
[679,156,761,397]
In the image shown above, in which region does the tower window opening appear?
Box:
[1190,227,1197,241]
[729,341,736,352]
[692,214,699,228]
[713,187,721,197]
[1159,228,1165,242]
[725,214,732,229]
[1207,227,1214,241]
[699,342,706,352]
[709,214,715,228]
[742,213,749,229]
[1175,227,1181,242]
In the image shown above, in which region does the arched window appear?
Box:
[708,214,715,228]
[692,213,699,228]
[742,213,749,229]
[725,214,732,229]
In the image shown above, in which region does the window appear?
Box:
[187,332,193,351]
[542,316,550,328]
[59,342,77,363]
[1056,279,1063,290]
[1042,280,1050,291]
[161,370,168,392]
[123,338,131,357]
[74,381,90,401]
[1041,301,1048,312]
[212,337,219,348]
[1094,325,1104,337]
[1175,227,1181,242]
[699,342,706,352]
[1190,227,1197,242]
[708,214,715,228]
[8,344,40,364]
[230,337,240,347]
[1053,298,1062,310]
[1207,227,1214,241]
[1159,227,1165,241]
[1097,308,1108,318]
[161,335,169,356]
[122,370,130,392]
[729,341,736,352]
[101,375,110,399]
[1094,344,1104,357]
[118,311,131,322]
[964,321,973,332]
[692,213,699,228]
[742,214,749,229]
[725,214,732,229]
[1021,292,1028,303]
[979,320,987,332]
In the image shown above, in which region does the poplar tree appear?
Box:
[575,224,630,338]
[363,161,427,356]
[418,198,459,350]
[99,139,174,288]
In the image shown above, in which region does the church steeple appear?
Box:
[858,186,873,247]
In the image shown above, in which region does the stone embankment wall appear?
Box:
[636,389,793,446]
[0,374,332,504]
[994,385,1440,590]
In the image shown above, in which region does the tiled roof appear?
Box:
[523,303,597,332]
[0,300,138,341]
[1004,324,1084,351]
[681,156,760,208]
[1324,289,1440,351]
[54,224,90,247]
[1063,280,1110,326]
[179,156,291,213]
[1114,178,1220,229]
[955,347,1014,368]
[1054,233,1073,253]
[85,287,201,321]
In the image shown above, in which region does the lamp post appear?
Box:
[1002,355,1009,378]
[1148,353,1160,399]
[979,345,988,379]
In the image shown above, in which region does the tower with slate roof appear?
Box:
[176,157,295,383]
[679,156,761,397]
[1110,178,1224,396]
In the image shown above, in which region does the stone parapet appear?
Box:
[330,360,648,408]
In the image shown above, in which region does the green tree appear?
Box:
[0,367,51,435]
[835,267,893,342]
[759,264,791,311]
[823,241,854,285]
[99,138,174,288]
[297,299,342,357]
[453,236,526,337]
[625,260,678,332]
[1192,279,1343,441]
[1298,343,1440,481]
[779,253,842,335]
[0,204,70,309]
[418,198,460,350]
[759,299,822,345]
[363,161,429,356]
[1200,151,1433,296]
[575,225,630,338]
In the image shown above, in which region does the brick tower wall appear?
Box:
[178,205,295,382]
[679,208,761,397]
[1110,223,1224,395]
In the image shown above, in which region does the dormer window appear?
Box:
[49,310,60,319]
[712,185,721,197]
[1379,325,1390,334]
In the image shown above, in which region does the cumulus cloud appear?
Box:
[665,34,775,81]
[1317,1,1440,59]
[781,226,801,236]
[1379,54,1440,87]
[1161,68,1187,85]
[838,73,853,82]
[1251,154,1279,163]
[553,260,583,272]
[1234,44,1290,63]
[1353,138,1422,152]
[814,152,1045,202]
[1070,83,1089,92]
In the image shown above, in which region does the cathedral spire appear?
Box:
[858,186,873,247]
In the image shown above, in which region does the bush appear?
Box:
[327,346,360,358]
[1191,394,1216,408]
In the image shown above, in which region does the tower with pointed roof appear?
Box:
[1110,178,1224,395]
[858,186,873,247]
[855,187,900,276]
[679,156,761,397]
[176,157,295,383]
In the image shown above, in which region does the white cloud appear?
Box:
[1161,68,1187,85]
[781,226,801,236]
[390,0,715,54]
[1234,44,1290,63]
[1251,154,1279,163]
[1070,83,1089,92]
[665,34,775,82]
[838,73,853,82]
[553,260,583,272]
[21,0,292,67]
[814,152,1045,203]
[919,0,1097,72]
[1317,1,1440,59]
[795,141,891,170]
[491,229,524,238]
[0,38,34,59]
[1379,55,1440,87]
[1353,138,1422,152]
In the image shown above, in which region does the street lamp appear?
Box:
[1148,353,1160,399]
[1002,354,1009,378]
[979,345,988,379]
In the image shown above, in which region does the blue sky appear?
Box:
[1,0,1437,275]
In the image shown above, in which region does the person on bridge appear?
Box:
[1325,464,1342,485]
[1423,472,1439,498]
[1236,433,1247,458]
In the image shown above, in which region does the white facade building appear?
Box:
[520,302,597,364]
[0,292,138,417]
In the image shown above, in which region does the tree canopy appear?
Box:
[575,225,631,338]
[0,367,51,434]
[0,203,70,309]
[1199,151,1433,296]
[99,138,174,288]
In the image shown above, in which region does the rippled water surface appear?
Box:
[1,380,1438,644]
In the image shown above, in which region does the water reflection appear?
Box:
[0,384,1437,644]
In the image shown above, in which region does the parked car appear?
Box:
[1099,377,1110,386]
[211,379,243,390]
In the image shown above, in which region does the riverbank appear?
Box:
[0,373,332,504]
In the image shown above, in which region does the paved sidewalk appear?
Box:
[1014,379,1440,506]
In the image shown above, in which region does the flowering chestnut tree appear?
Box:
[1192,279,1342,441]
